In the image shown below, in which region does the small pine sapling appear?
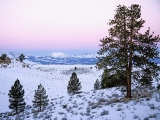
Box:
[94,79,101,90]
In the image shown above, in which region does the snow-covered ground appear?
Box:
[0,59,160,120]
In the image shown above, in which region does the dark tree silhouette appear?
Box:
[94,79,101,90]
[0,54,7,60]
[19,53,25,62]
[8,79,26,114]
[67,72,82,95]
[32,84,49,111]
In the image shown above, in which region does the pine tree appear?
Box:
[97,4,160,98]
[32,84,49,111]
[0,54,7,60]
[19,53,25,62]
[67,72,82,95]
[8,79,26,114]
[94,79,101,90]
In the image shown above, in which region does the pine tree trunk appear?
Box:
[123,13,132,98]
[127,47,132,98]
[126,75,131,98]
[40,95,42,111]
[16,106,18,114]
[126,18,134,98]
[126,45,132,98]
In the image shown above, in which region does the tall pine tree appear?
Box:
[8,79,26,114]
[97,4,160,98]
[32,84,49,111]
[67,72,82,95]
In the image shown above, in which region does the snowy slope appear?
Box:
[0,59,101,112]
[0,59,160,120]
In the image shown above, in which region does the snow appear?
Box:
[0,59,160,120]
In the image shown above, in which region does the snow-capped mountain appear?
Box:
[50,52,69,58]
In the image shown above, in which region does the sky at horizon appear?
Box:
[0,0,160,55]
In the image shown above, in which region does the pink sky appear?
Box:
[0,0,160,55]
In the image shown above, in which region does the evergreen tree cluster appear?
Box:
[8,72,82,114]
[8,79,49,114]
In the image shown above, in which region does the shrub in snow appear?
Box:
[149,114,157,118]
[62,117,67,120]
[8,79,26,114]
[112,93,119,97]
[62,104,67,109]
[94,79,101,90]
[86,106,90,116]
[74,66,77,70]
[32,84,49,111]
[133,114,139,119]
[149,104,155,110]
[0,54,7,60]
[144,117,149,120]
[116,107,122,111]
[100,109,109,116]
[101,72,126,89]
[25,105,32,110]
[139,75,153,86]
[0,53,7,60]
[67,72,82,95]
[66,106,72,113]
[54,117,58,120]
[157,84,160,90]
[91,104,99,109]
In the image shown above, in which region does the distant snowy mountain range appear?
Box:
[28,52,99,65]
[1,50,160,65]
[0,51,98,65]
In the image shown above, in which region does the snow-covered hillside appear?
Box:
[0,59,160,120]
